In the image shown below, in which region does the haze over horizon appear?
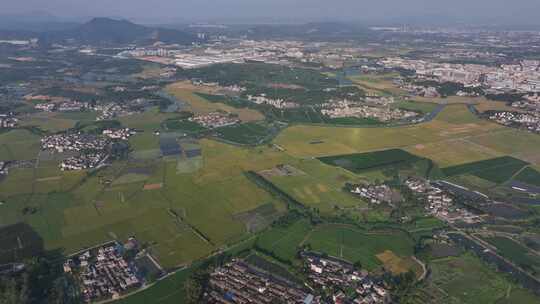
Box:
[2,0,540,26]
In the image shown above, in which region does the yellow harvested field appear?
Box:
[274,104,506,159]
[143,183,163,190]
[404,138,502,167]
[36,176,62,182]
[376,250,422,277]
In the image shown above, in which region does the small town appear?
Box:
[380,58,540,93]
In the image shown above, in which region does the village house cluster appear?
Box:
[189,112,240,128]
[487,111,540,134]
[41,133,109,153]
[302,252,390,304]
[404,178,483,224]
[41,133,111,170]
[321,101,418,122]
[0,162,7,176]
[64,242,141,302]
[246,94,300,109]
[512,94,540,111]
[0,114,17,128]
[35,100,90,112]
[204,259,316,304]
[381,58,540,93]
[102,128,137,140]
[350,183,394,205]
[191,80,247,94]
[94,103,141,121]
[60,152,107,171]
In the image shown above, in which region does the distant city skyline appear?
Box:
[2,0,540,26]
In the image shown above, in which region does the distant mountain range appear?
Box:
[0,17,201,46]
[246,22,374,41]
[0,17,376,45]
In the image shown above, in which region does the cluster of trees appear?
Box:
[0,257,78,304]
[182,62,337,89]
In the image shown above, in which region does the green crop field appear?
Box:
[163,119,207,134]
[442,156,529,184]
[304,225,415,270]
[392,101,440,114]
[514,167,540,187]
[0,139,292,269]
[265,159,367,214]
[273,104,517,160]
[256,219,313,262]
[0,129,41,161]
[409,253,540,304]
[256,220,417,271]
[429,254,528,304]
[216,122,271,145]
[318,149,423,173]
[482,236,540,274]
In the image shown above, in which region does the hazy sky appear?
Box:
[3,0,540,25]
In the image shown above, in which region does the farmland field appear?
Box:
[514,167,540,187]
[392,100,440,114]
[216,122,271,145]
[163,119,207,134]
[481,236,540,275]
[265,159,367,214]
[165,83,264,122]
[429,254,509,303]
[0,129,41,161]
[304,225,416,270]
[257,220,418,271]
[442,156,529,184]
[318,149,422,173]
[405,138,502,167]
[0,139,291,269]
[274,105,506,158]
[408,253,540,304]
[255,219,313,262]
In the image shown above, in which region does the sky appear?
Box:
[3,0,540,25]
